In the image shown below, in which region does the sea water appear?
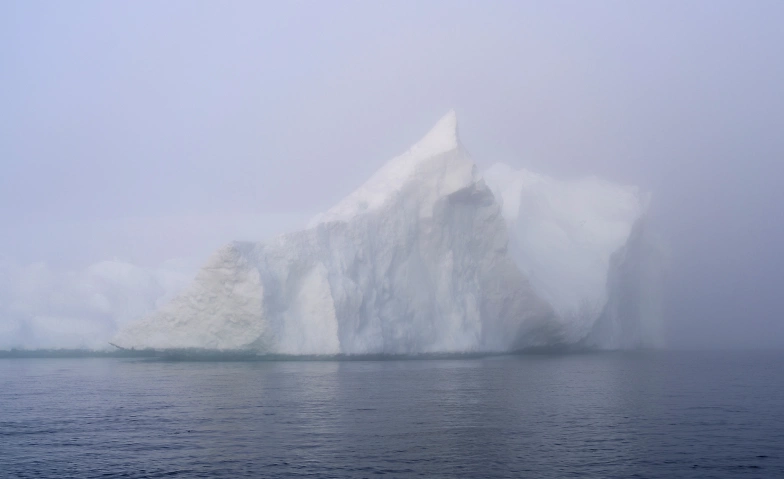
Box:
[1,351,782,478]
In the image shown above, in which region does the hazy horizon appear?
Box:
[3,1,783,350]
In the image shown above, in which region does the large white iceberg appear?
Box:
[114,111,662,353]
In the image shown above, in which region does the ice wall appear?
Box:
[585,217,666,349]
[483,163,650,342]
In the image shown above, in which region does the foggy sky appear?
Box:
[2,1,783,349]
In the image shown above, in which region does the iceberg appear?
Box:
[114,111,662,353]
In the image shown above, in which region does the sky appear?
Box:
[2,0,783,349]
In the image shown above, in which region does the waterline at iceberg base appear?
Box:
[114,111,663,355]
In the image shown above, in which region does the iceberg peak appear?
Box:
[411,109,460,158]
[309,109,472,226]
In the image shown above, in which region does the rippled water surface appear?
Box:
[2,351,783,478]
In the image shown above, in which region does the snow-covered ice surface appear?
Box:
[115,111,662,354]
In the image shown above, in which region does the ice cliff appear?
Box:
[114,111,662,353]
